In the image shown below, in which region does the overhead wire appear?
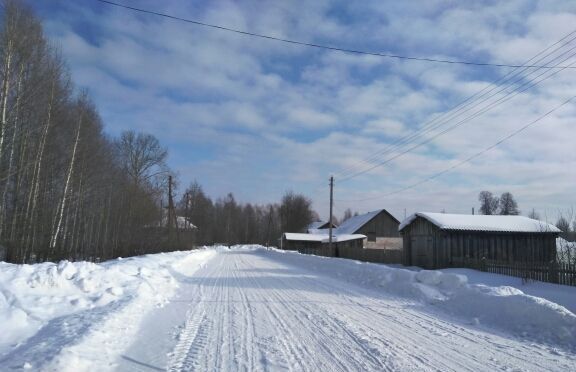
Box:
[335,29,576,179]
[91,0,576,207]
[336,44,576,181]
[335,94,576,202]
[93,0,576,70]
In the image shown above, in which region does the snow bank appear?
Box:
[0,248,216,369]
[262,247,576,350]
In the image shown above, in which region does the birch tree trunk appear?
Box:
[50,113,82,253]
[27,80,55,251]
[0,62,22,245]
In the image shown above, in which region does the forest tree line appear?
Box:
[0,0,318,262]
[176,183,316,247]
[0,0,180,263]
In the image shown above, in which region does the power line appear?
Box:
[337,49,576,182]
[335,95,576,202]
[94,0,576,70]
[336,32,576,179]
[316,29,576,197]
[335,30,576,179]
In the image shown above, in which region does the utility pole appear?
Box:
[184,192,190,230]
[167,175,179,242]
[328,176,334,252]
[266,205,273,248]
[167,175,173,233]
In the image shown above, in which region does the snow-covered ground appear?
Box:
[0,249,216,370]
[438,267,576,314]
[1,246,575,371]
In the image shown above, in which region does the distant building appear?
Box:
[143,214,197,251]
[281,232,365,257]
[337,209,400,239]
[306,220,337,233]
[336,209,401,249]
[279,209,402,263]
[399,212,560,269]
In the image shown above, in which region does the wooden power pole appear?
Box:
[328,176,334,251]
[266,205,273,248]
[167,175,179,242]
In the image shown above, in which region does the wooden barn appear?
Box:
[399,212,560,269]
[336,209,401,248]
[281,233,365,257]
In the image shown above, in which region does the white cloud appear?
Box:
[33,0,576,220]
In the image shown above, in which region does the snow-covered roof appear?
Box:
[308,221,326,230]
[283,233,366,243]
[399,212,560,233]
[176,216,197,230]
[307,221,337,233]
[336,209,398,234]
[308,228,328,234]
[152,215,197,230]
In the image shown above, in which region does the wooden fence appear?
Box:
[450,259,576,287]
[289,245,403,265]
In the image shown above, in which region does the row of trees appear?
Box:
[176,184,316,246]
[478,191,520,215]
[0,1,172,263]
[555,216,576,233]
[478,191,576,232]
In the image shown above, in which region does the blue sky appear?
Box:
[31,0,576,222]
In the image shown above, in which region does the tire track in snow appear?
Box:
[236,253,387,372]
[167,256,223,372]
[236,254,318,372]
[155,249,575,372]
[307,274,567,371]
[258,251,575,371]
[258,269,408,371]
[230,257,257,371]
[167,304,208,372]
[295,276,485,371]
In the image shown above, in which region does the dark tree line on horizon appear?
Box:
[177,183,316,247]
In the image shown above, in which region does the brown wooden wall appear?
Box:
[282,239,323,251]
[355,210,400,240]
[401,216,558,269]
[281,237,402,264]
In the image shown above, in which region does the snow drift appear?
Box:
[0,249,216,369]
[264,247,576,350]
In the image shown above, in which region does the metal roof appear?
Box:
[336,209,399,234]
[399,212,560,233]
[283,233,366,243]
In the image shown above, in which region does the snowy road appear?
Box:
[114,249,575,372]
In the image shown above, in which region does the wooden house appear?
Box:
[399,212,560,269]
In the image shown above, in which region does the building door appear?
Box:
[411,236,432,268]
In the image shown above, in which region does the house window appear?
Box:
[367,232,376,242]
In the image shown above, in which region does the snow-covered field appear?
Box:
[1,246,575,371]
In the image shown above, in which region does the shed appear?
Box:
[281,232,365,257]
[335,209,401,250]
[399,212,560,269]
